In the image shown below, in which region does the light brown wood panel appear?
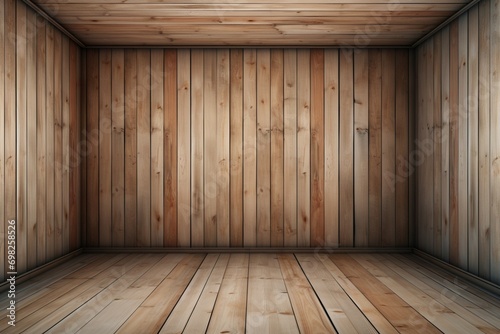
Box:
[191,49,204,247]
[99,49,112,247]
[0,1,81,280]
[203,49,217,247]
[270,49,284,247]
[368,49,382,247]
[230,50,244,247]
[82,48,410,249]
[33,0,468,46]
[490,0,500,285]
[283,49,297,247]
[164,50,177,247]
[381,49,396,247]
[124,49,138,247]
[354,49,369,247]
[217,49,230,247]
[111,49,125,247]
[324,49,339,248]
[339,49,354,247]
[310,49,324,247]
[415,0,500,285]
[257,49,271,246]
[150,49,164,247]
[243,48,257,247]
[297,49,311,247]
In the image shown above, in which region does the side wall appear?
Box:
[415,0,500,284]
[82,48,412,249]
[0,0,81,282]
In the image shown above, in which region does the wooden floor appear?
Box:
[1,253,500,334]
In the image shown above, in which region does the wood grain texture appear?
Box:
[81,48,410,249]
[339,49,354,247]
[151,49,164,247]
[354,49,369,247]
[415,0,500,284]
[230,50,244,247]
[257,49,271,246]
[33,0,468,46]
[310,49,324,247]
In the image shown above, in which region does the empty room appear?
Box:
[1,0,500,332]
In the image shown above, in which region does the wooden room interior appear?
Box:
[1,0,500,332]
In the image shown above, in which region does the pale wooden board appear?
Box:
[297,254,376,333]
[331,254,441,333]
[46,22,56,261]
[230,49,244,247]
[440,26,451,262]
[270,49,284,247]
[243,49,257,247]
[53,28,63,258]
[16,255,137,333]
[381,49,396,247]
[190,49,204,247]
[278,254,336,333]
[206,254,249,333]
[45,254,162,333]
[217,49,230,247]
[16,1,28,273]
[490,0,500,285]
[80,48,87,248]
[63,36,72,252]
[318,255,399,334]
[368,49,382,247]
[246,254,299,334]
[395,49,409,247]
[72,41,81,250]
[401,254,500,324]
[449,20,460,266]
[385,254,500,332]
[177,49,191,247]
[182,254,230,333]
[353,49,369,247]
[468,5,479,275]
[339,49,354,247]
[99,49,113,247]
[204,49,217,247]
[432,33,443,258]
[164,50,178,247]
[36,16,47,260]
[296,49,311,247]
[124,49,137,247]
[0,0,5,281]
[283,49,297,247]
[159,254,219,333]
[257,49,272,246]
[356,254,485,334]
[150,49,164,247]
[136,49,151,246]
[310,49,324,247]
[324,49,339,248]
[111,49,125,247]
[458,14,469,270]
[478,0,491,280]
[116,254,205,333]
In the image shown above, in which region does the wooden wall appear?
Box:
[415,0,500,284]
[83,48,411,249]
[0,0,81,282]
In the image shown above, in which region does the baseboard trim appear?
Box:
[413,249,500,298]
[0,249,83,292]
[83,246,413,254]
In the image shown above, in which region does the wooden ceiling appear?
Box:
[32,0,473,47]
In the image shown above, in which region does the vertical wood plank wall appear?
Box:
[83,48,411,249]
[415,0,500,284]
[0,0,81,281]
